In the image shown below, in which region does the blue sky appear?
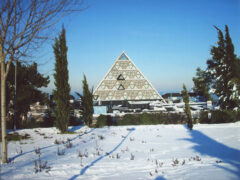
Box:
[39,0,240,94]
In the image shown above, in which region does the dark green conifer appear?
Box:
[207,25,239,110]
[53,27,70,133]
[181,84,193,130]
[81,75,93,126]
[192,67,212,101]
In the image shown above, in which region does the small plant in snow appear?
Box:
[34,155,51,173]
[54,139,61,144]
[16,147,23,154]
[44,136,52,139]
[150,148,154,152]
[189,155,201,161]
[84,149,88,158]
[78,151,83,158]
[39,133,45,136]
[116,153,120,159]
[182,159,186,165]
[65,139,73,148]
[130,153,135,160]
[57,147,65,156]
[35,147,41,155]
[172,158,179,166]
[78,151,84,166]
[195,155,201,161]
[98,135,104,140]
[95,141,101,156]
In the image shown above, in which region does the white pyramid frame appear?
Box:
[93,52,164,102]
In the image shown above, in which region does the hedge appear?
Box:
[95,112,187,127]
[199,110,240,124]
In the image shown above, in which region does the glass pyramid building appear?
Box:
[93,52,165,104]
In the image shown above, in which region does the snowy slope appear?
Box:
[1,122,240,180]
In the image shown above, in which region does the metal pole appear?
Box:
[14,60,17,130]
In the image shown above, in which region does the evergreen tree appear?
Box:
[53,27,71,133]
[81,75,93,126]
[192,67,212,101]
[224,26,240,109]
[181,84,193,130]
[207,25,239,110]
[1,62,49,128]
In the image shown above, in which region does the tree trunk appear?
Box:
[1,55,8,163]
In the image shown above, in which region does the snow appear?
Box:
[1,122,240,180]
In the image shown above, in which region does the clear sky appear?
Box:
[38,0,240,94]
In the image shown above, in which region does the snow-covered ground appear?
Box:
[1,122,240,180]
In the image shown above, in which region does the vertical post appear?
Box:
[14,60,17,130]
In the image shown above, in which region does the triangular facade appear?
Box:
[93,52,164,102]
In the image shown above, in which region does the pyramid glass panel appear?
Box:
[118,53,129,60]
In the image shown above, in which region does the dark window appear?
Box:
[118,84,125,90]
[93,95,99,100]
[117,74,125,80]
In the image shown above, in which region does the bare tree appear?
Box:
[0,0,86,163]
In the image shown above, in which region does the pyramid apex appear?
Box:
[118,51,129,60]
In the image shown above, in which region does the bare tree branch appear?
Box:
[0,0,87,164]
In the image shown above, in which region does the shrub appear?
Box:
[21,118,41,129]
[116,113,186,126]
[118,114,139,125]
[94,112,188,127]
[69,116,83,126]
[0,132,30,142]
[96,115,107,127]
[139,113,155,125]
[199,111,209,123]
[199,110,240,124]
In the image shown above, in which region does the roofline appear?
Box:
[93,53,124,94]
[125,53,165,102]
